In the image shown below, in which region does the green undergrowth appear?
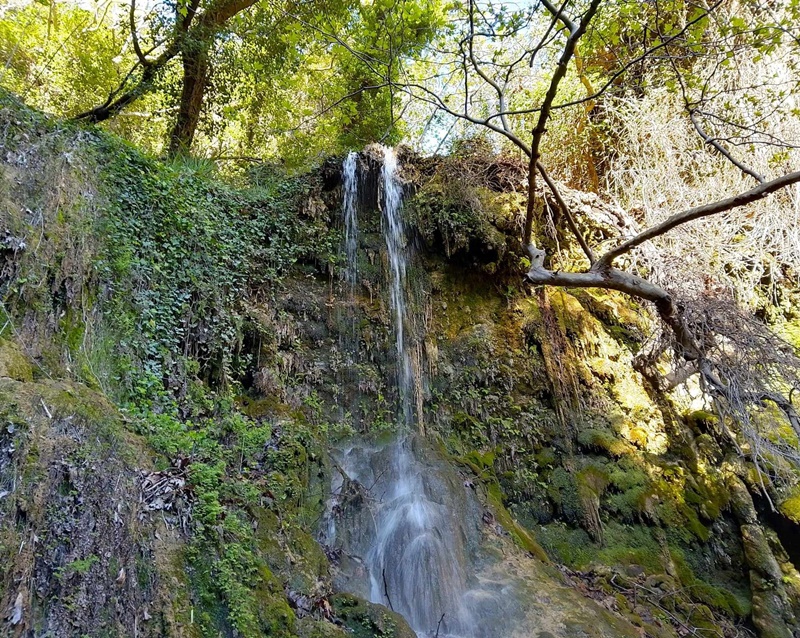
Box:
[1,89,343,637]
[93,145,340,635]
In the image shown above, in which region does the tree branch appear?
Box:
[523,0,602,246]
[536,161,594,263]
[690,110,766,184]
[529,0,568,68]
[130,0,150,67]
[486,0,725,124]
[539,0,574,31]
[76,0,258,125]
[467,0,510,133]
[596,170,800,268]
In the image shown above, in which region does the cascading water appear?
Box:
[328,147,521,638]
[381,147,414,427]
[327,146,643,638]
[342,151,359,291]
[372,148,473,635]
[337,151,361,426]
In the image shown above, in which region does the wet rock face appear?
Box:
[325,437,483,637]
[323,436,642,638]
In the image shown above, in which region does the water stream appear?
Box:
[338,151,361,426]
[381,147,414,428]
[328,147,518,638]
[342,151,359,291]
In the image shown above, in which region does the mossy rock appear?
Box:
[576,427,631,457]
[741,524,784,582]
[779,488,800,524]
[253,506,328,595]
[685,410,718,432]
[534,446,558,468]
[331,593,416,638]
[750,572,795,638]
[457,452,551,562]
[0,376,190,638]
[296,617,350,638]
[0,338,33,381]
[254,566,297,638]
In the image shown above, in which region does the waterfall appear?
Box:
[342,151,359,291]
[326,147,521,638]
[381,147,414,428]
[339,151,362,429]
[355,439,475,638]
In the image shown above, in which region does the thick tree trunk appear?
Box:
[168,45,210,156]
[75,0,257,143]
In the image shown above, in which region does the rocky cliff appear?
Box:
[1,90,799,638]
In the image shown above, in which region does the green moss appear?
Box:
[454,452,550,562]
[677,503,710,542]
[0,339,33,381]
[255,565,297,637]
[46,381,120,425]
[690,581,750,618]
[296,618,350,638]
[534,446,557,468]
[464,447,496,471]
[547,466,582,524]
[331,593,416,638]
[604,459,658,524]
[240,394,293,418]
[577,465,610,495]
[779,488,800,524]
[740,524,783,581]
[577,427,630,457]
[685,410,718,433]
[486,481,550,562]
[536,522,595,566]
[750,573,794,638]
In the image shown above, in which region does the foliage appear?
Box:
[0,0,172,152]
[0,0,449,162]
[0,91,345,635]
[84,136,340,635]
[95,136,329,390]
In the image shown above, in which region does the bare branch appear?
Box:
[690,110,766,184]
[130,0,150,67]
[486,0,726,124]
[536,161,594,263]
[523,0,602,245]
[395,81,532,155]
[530,0,570,68]
[539,0,574,32]
[467,0,510,133]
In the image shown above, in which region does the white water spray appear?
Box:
[342,151,359,291]
[381,147,414,427]
[327,148,517,638]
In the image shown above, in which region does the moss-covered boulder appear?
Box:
[331,593,417,638]
[296,617,350,638]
